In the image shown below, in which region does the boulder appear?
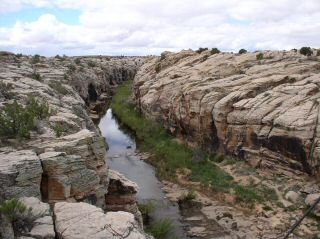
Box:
[54,202,152,239]
[285,191,300,203]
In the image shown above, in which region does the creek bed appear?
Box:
[99,108,188,239]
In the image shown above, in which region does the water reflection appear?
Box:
[99,108,187,238]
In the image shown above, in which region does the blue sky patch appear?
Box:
[0,7,81,27]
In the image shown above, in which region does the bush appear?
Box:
[256,53,264,60]
[16,53,23,58]
[31,72,42,81]
[87,60,96,67]
[31,54,41,64]
[160,53,166,61]
[146,218,174,239]
[74,58,81,65]
[210,48,220,54]
[238,49,247,54]
[300,47,313,56]
[0,198,27,222]
[0,81,14,99]
[179,190,196,202]
[0,198,37,236]
[50,123,65,137]
[317,49,320,56]
[196,47,208,54]
[0,97,50,138]
[138,201,156,224]
[48,81,71,95]
[155,63,161,73]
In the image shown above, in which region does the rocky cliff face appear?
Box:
[0,52,149,239]
[134,50,320,175]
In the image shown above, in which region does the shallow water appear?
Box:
[99,108,187,238]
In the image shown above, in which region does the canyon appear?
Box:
[0,49,320,239]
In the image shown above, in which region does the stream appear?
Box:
[99,108,188,239]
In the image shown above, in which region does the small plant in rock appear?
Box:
[138,201,156,224]
[0,97,51,139]
[238,49,247,54]
[26,96,50,120]
[0,199,27,222]
[31,54,41,64]
[87,60,97,67]
[256,52,264,60]
[155,63,161,73]
[31,72,42,82]
[15,53,23,58]
[67,64,76,73]
[0,198,37,236]
[146,218,174,239]
[179,190,196,202]
[50,123,65,137]
[0,81,14,99]
[160,53,166,61]
[48,81,71,95]
[196,47,208,54]
[74,58,81,65]
[210,47,220,55]
[300,47,313,56]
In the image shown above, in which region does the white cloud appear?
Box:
[0,0,320,55]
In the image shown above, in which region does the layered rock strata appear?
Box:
[134,50,320,175]
[0,52,148,238]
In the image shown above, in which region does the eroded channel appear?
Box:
[99,108,188,239]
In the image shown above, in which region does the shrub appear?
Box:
[48,81,71,95]
[0,97,50,138]
[238,49,247,54]
[160,53,166,61]
[0,81,14,99]
[256,53,264,60]
[31,54,41,64]
[50,123,65,137]
[210,48,220,55]
[317,49,320,56]
[196,47,208,54]
[138,201,156,224]
[0,198,27,222]
[26,96,50,120]
[31,72,42,81]
[146,218,174,239]
[16,53,23,58]
[300,47,313,56]
[155,63,161,73]
[74,58,81,65]
[179,190,196,202]
[87,60,96,67]
[67,64,76,72]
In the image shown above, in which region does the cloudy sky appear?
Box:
[0,0,319,56]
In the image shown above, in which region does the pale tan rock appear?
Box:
[54,202,152,239]
[134,50,320,174]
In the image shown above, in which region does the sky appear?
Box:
[0,0,319,56]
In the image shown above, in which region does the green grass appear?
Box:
[145,218,175,239]
[111,81,269,205]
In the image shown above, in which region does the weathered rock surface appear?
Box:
[54,202,152,239]
[0,150,42,200]
[0,53,145,238]
[134,50,320,175]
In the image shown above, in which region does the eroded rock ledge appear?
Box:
[134,50,320,175]
[0,52,149,238]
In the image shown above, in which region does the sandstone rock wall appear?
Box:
[0,52,148,238]
[134,50,320,175]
